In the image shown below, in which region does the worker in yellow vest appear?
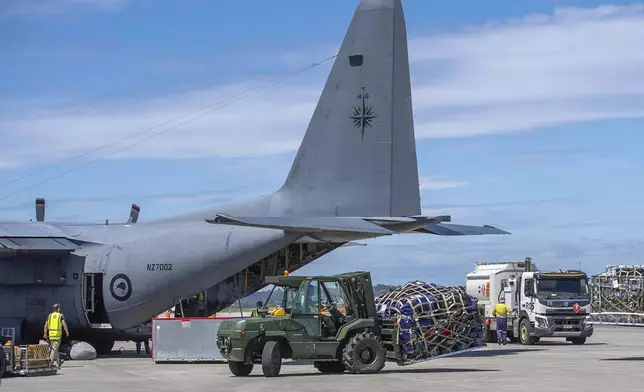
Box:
[43,303,69,366]
[492,297,512,345]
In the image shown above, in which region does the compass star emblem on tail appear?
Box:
[350,87,377,140]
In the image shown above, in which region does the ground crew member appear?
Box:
[43,303,69,366]
[492,297,512,345]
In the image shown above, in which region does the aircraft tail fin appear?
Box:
[278,0,420,217]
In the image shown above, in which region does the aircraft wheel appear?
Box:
[313,360,345,373]
[92,340,115,356]
[228,361,253,376]
[342,331,386,374]
[261,341,282,377]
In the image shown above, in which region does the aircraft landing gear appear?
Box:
[91,339,115,356]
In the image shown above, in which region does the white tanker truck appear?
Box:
[465,257,593,345]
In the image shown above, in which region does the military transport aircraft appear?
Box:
[0,0,509,353]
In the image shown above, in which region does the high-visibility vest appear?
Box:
[48,312,63,340]
[493,304,511,317]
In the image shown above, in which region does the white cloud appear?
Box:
[409,4,644,138]
[297,235,644,285]
[419,176,469,190]
[2,3,644,166]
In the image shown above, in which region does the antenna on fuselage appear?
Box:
[129,204,140,224]
[125,203,140,226]
[35,198,45,222]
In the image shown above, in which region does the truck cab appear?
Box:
[514,270,593,344]
[466,258,593,345]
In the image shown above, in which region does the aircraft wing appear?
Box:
[415,223,511,236]
[206,214,394,235]
[0,222,80,251]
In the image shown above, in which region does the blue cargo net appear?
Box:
[375,281,485,364]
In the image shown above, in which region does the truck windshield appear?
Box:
[535,277,590,299]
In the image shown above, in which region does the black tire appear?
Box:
[570,337,586,345]
[0,352,6,378]
[92,340,115,356]
[342,331,386,374]
[228,361,254,376]
[313,360,346,374]
[261,340,282,377]
[518,319,538,345]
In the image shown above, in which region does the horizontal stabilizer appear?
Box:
[416,223,511,236]
[206,214,394,235]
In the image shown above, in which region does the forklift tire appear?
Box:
[342,331,386,374]
[228,361,253,376]
[314,360,346,374]
[0,352,6,378]
[569,337,586,345]
[519,319,538,346]
[261,340,282,377]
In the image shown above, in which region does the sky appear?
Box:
[1,0,643,286]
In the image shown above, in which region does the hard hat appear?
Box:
[283,270,289,276]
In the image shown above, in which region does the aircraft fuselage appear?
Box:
[0,219,299,345]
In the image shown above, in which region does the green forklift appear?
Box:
[216,271,486,377]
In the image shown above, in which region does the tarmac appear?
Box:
[1,325,642,392]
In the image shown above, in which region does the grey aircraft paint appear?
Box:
[0,0,509,348]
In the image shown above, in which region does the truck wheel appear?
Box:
[261,341,282,377]
[519,319,537,345]
[342,331,386,374]
[228,361,253,376]
[570,337,586,345]
[314,360,345,374]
